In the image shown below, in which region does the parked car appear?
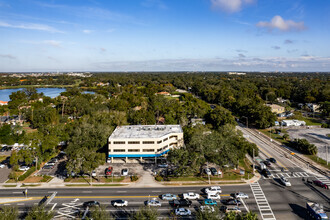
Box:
[105,166,113,175]
[262,169,271,178]
[0,164,5,168]
[280,177,291,186]
[222,199,241,206]
[234,192,249,199]
[45,162,56,166]
[170,199,192,208]
[313,180,328,189]
[146,198,161,207]
[158,164,168,168]
[19,166,30,171]
[121,168,128,176]
[161,194,177,201]
[200,205,215,213]
[42,165,54,170]
[182,192,200,200]
[204,199,217,206]
[49,158,58,163]
[112,200,128,207]
[204,168,211,175]
[269,158,277,163]
[210,167,218,175]
[91,170,97,177]
[83,201,100,208]
[175,208,191,216]
[207,193,220,200]
[205,186,222,194]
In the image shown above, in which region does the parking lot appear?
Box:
[287,128,330,160]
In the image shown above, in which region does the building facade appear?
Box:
[267,104,285,114]
[108,125,183,163]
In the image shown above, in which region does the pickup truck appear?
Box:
[182,192,200,200]
[170,199,192,208]
[306,202,328,219]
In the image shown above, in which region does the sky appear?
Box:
[0,0,330,72]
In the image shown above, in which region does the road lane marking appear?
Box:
[51,203,57,211]
[152,191,161,192]
[82,191,92,193]
[117,191,127,193]
[12,192,22,194]
[17,203,25,205]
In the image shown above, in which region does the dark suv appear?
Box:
[210,167,218,176]
[170,199,192,208]
[262,169,271,178]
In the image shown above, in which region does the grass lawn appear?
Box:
[20,184,40,187]
[0,155,7,162]
[65,183,127,187]
[259,129,289,145]
[305,155,330,170]
[64,176,124,183]
[3,185,17,187]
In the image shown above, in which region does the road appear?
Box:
[0,176,329,219]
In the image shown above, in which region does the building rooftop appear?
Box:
[109,125,183,139]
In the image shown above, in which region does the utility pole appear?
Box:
[326,146,329,166]
[90,171,92,186]
[253,148,255,175]
[207,162,211,185]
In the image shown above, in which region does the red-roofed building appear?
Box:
[0,100,8,106]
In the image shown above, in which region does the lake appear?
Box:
[0,88,95,102]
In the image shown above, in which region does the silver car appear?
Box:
[161,194,177,200]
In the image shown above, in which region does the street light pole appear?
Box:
[326,146,329,166]
[253,148,255,175]
[207,162,211,185]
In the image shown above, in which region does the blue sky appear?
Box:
[0,0,329,72]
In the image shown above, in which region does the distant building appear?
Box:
[307,103,320,112]
[0,100,8,106]
[190,118,206,127]
[108,125,184,163]
[267,104,285,114]
[228,72,246,75]
[276,97,288,103]
[281,120,306,127]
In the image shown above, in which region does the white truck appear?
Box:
[182,192,200,200]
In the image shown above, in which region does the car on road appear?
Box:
[269,158,277,163]
[207,193,220,200]
[205,186,222,194]
[19,166,30,171]
[210,167,218,175]
[200,205,215,213]
[263,160,271,166]
[112,200,128,207]
[0,164,5,168]
[83,201,100,208]
[170,199,192,208]
[262,169,271,178]
[182,192,200,200]
[234,192,249,199]
[146,198,161,207]
[222,206,241,213]
[175,208,191,216]
[204,199,217,206]
[121,168,128,176]
[313,180,329,189]
[280,177,291,186]
[105,166,113,175]
[204,168,211,175]
[222,199,241,206]
[161,194,177,201]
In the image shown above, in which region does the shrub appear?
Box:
[130,175,139,182]
[18,167,36,181]
[155,175,163,181]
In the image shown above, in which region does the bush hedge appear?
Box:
[18,167,36,181]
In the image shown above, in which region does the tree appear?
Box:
[89,205,113,220]
[0,206,18,220]
[196,208,221,220]
[130,206,158,220]
[25,205,54,220]
[242,211,258,220]
[205,106,236,130]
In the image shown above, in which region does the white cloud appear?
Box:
[272,46,281,50]
[211,0,255,13]
[238,53,246,58]
[0,54,16,59]
[0,21,63,33]
[83,29,93,34]
[257,15,306,32]
[43,40,62,48]
[284,39,294,44]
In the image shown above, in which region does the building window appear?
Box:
[157,140,162,144]
[163,138,168,142]
[128,149,140,152]
[142,141,154,144]
[143,149,155,152]
[113,149,125,152]
[128,141,140,144]
[170,135,177,139]
[113,141,125,144]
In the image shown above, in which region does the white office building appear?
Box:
[108,125,184,163]
[281,120,306,127]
